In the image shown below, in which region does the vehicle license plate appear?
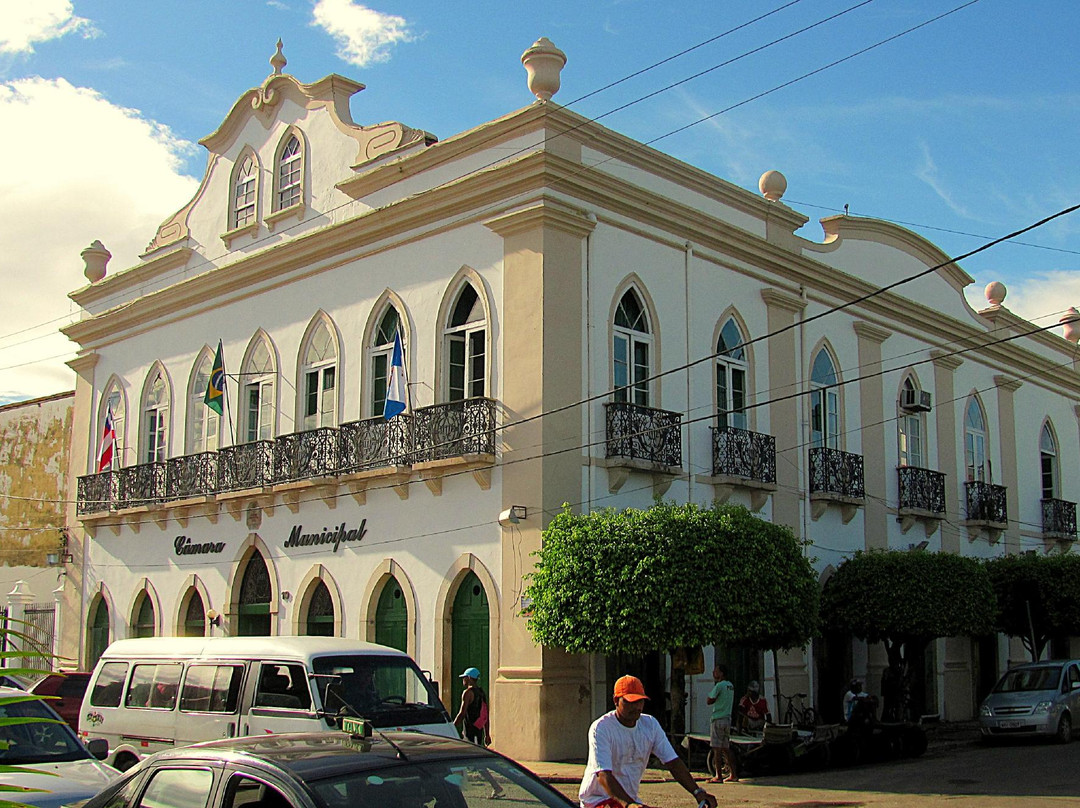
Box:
[998,720,1022,729]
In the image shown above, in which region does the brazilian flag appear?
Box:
[204,340,226,415]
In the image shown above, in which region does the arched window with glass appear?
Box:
[99,384,126,469]
[304,581,335,637]
[897,377,924,468]
[444,283,486,401]
[231,151,259,230]
[131,592,155,638]
[242,337,276,443]
[276,133,302,210]
[1040,421,1059,500]
[613,289,651,406]
[809,348,839,449]
[142,367,170,464]
[369,306,400,417]
[300,319,338,431]
[964,397,988,482]
[181,588,205,637]
[716,317,747,430]
[188,350,220,454]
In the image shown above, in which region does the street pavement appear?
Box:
[523,725,1080,807]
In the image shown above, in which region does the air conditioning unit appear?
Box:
[899,389,932,413]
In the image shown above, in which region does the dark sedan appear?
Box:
[82,728,574,808]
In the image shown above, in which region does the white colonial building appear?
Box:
[61,39,1078,760]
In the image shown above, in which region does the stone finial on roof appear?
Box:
[758,170,787,202]
[82,240,111,284]
[984,281,1007,307]
[271,39,287,75]
[521,37,566,101]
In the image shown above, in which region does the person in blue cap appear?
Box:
[453,667,492,747]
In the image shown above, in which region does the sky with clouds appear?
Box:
[0,0,1077,403]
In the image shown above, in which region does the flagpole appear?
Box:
[224,370,235,446]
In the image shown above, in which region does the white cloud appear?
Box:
[999,270,1080,327]
[0,77,198,401]
[311,0,412,67]
[0,0,98,55]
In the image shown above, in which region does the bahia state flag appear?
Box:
[204,340,226,415]
[97,407,116,473]
[383,330,408,420]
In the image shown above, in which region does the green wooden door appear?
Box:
[450,572,489,714]
[88,598,110,669]
[375,578,407,652]
[238,551,272,636]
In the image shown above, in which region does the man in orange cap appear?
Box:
[578,675,717,808]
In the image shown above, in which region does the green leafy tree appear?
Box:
[821,549,995,720]
[985,552,1080,662]
[525,502,817,654]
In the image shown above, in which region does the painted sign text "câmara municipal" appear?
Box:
[284,520,368,553]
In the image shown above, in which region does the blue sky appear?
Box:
[1,0,1077,402]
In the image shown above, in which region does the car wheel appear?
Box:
[114,753,140,772]
[1055,713,1072,744]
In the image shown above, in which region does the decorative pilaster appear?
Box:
[994,375,1022,553]
[931,350,962,552]
[854,322,891,549]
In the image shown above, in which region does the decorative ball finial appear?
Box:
[270,39,287,75]
[985,281,1007,307]
[521,37,566,101]
[758,170,787,202]
[1061,307,1080,344]
[81,240,111,284]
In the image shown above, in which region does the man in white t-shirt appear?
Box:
[579,675,718,808]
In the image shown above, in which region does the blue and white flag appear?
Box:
[383,330,408,420]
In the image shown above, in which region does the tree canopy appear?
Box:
[523,502,818,655]
[985,552,1080,661]
[821,549,995,662]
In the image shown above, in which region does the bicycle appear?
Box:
[779,692,817,729]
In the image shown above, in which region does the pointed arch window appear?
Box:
[142,369,169,463]
[132,592,155,638]
[276,134,302,210]
[1040,422,1059,500]
[301,321,337,430]
[370,306,400,417]
[445,283,486,401]
[613,289,651,406]
[232,153,258,230]
[182,589,205,637]
[100,386,126,469]
[237,550,271,637]
[304,581,335,637]
[964,398,988,482]
[243,340,276,443]
[898,378,924,468]
[716,318,747,429]
[809,349,839,449]
[189,352,220,453]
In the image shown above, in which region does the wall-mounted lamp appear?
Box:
[206,610,222,628]
[45,552,73,567]
[281,591,292,602]
[498,505,527,528]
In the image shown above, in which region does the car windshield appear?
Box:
[993,666,1062,693]
[312,655,446,727]
[0,697,89,764]
[308,755,570,808]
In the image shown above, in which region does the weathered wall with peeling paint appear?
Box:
[0,392,74,569]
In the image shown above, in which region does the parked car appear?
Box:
[0,686,119,808]
[0,673,28,689]
[30,671,92,732]
[979,659,1080,742]
[81,728,574,808]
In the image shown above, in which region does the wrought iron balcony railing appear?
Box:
[118,462,166,508]
[964,480,1007,525]
[77,471,120,514]
[897,466,946,514]
[605,401,682,467]
[710,425,775,483]
[165,452,219,500]
[1041,497,1077,538]
[273,427,339,483]
[218,441,275,492]
[412,397,496,463]
[339,415,413,472]
[809,447,865,499]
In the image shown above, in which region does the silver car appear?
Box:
[979,660,1080,743]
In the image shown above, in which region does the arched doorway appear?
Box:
[182,589,205,637]
[237,550,272,636]
[304,581,335,636]
[450,572,489,713]
[375,577,407,652]
[87,597,110,669]
[131,592,155,638]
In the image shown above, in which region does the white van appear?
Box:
[78,636,456,771]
